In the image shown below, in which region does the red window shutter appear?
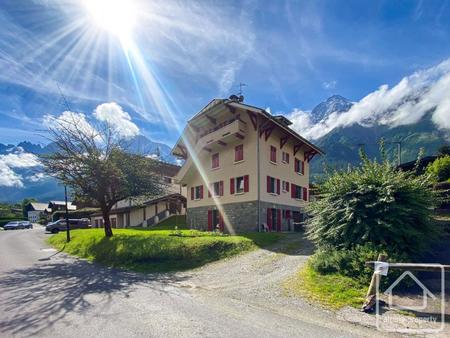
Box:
[219,181,224,196]
[240,145,244,161]
[286,153,290,164]
[191,187,194,200]
[276,179,280,195]
[303,187,308,201]
[207,210,212,231]
[267,208,272,231]
[208,185,211,197]
[235,144,243,162]
[286,182,290,192]
[267,176,271,193]
[270,146,277,162]
[291,184,295,198]
[200,185,203,199]
[244,175,249,192]
[277,209,281,231]
[301,161,305,174]
[294,159,298,173]
[230,178,235,194]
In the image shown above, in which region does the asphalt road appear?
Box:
[0,228,385,338]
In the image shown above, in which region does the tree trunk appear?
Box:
[101,208,113,237]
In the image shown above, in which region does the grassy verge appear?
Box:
[286,263,366,309]
[49,227,283,273]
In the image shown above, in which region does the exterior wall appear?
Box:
[186,111,258,209]
[28,211,42,222]
[259,126,309,208]
[187,200,305,233]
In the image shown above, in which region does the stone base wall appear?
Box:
[186,200,306,233]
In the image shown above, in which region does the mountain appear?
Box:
[0,135,178,202]
[310,95,353,123]
[307,96,449,176]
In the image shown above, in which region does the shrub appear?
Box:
[307,147,439,259]
[426,155,450,183]
[309,244,409,286]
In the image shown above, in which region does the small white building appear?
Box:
[25,202,49,222]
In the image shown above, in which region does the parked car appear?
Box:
[3,221,32,230]
[45,218,90,233]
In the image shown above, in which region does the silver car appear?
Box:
[45,219,90,234]
[3,221,32,230]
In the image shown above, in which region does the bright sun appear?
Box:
[83,0,137,40]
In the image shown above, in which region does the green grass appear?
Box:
[49,226,283,273]
[286,263,366,309]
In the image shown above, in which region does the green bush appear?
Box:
[307,147,439,259]
[426,155,450,183]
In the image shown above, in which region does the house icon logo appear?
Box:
[384,271,435,311]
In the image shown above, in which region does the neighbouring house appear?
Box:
[47,200,77,214]
[91,161,187,228]
[25,202,49,222]
[171,96,324,233]
[397,155,437,174]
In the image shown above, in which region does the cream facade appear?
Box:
[172,98,323,232]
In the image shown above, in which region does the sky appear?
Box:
[1,0,450,146]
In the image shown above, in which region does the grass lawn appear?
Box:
[49,223,284,273]
[286,263,366,309]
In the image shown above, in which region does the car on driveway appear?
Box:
[2,221,32,230]
[45,218,90,234]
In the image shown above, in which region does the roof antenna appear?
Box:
[57,82,72,111]
[229,83,246,102]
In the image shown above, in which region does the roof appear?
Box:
[397,156,437,172]
[171,98,324,157]
[48,201,77,210]
[89,193,186,217]
[151,161,181,177]
[28,202,49,212]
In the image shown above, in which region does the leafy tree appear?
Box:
[426,155,450,183]
[307,144,439,258]
[41,114,165,237]
[437,144,450,157]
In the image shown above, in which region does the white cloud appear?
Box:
[93,102,139,139]
[322,80,337,90]
[0,163,23,187]
[288,59,450,140]
[43,111,98,138]
[0,149,41,187]
[27,172,47,182]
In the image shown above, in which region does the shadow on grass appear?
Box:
[0,260,190,337]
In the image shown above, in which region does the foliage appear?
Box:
[0,203,22,218]
[307,145,439,258]
[49,228,282,272]
[41,116,166,237]
[426,155,450,183]
[287,264,366,309]
[437,144,450,157]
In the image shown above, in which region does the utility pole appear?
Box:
[64,186,71,242]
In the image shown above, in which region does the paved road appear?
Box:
[0,228,385,337]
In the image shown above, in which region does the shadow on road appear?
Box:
[0,259,190,336]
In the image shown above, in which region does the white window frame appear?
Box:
[194,186,202,200]
[235,176,245,194]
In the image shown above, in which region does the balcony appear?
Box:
[197,118,247,150]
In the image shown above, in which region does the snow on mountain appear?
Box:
[310,95,353,123]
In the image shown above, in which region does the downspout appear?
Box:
[257,116,261,232]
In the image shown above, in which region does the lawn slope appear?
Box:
[49,228,283,273]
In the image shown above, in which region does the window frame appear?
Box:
[270,145,277,164]
[211,153,220,169]
[194,186,202,200]
[234,144,244,163]
[235,176,245,194]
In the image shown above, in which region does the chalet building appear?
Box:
[25,202,49,222]
[91,162,187,228]
[171,97,323,233]
[47,200,77,213]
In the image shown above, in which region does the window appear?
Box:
[191,185,204,200]
[230,175,249,194]
[270,146,277,163]
[291,184,302,200]
[267,176,280,195]
[235,144,244,162]
[163,176,172,184]
[210,181,223,197]
[282,151,290,163]
[212,153,219,169]
[295,158,305,175]
[282,180,290,192]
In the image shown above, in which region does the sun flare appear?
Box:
[83,0,137,40]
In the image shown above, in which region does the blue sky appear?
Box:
[1,0,450,146]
